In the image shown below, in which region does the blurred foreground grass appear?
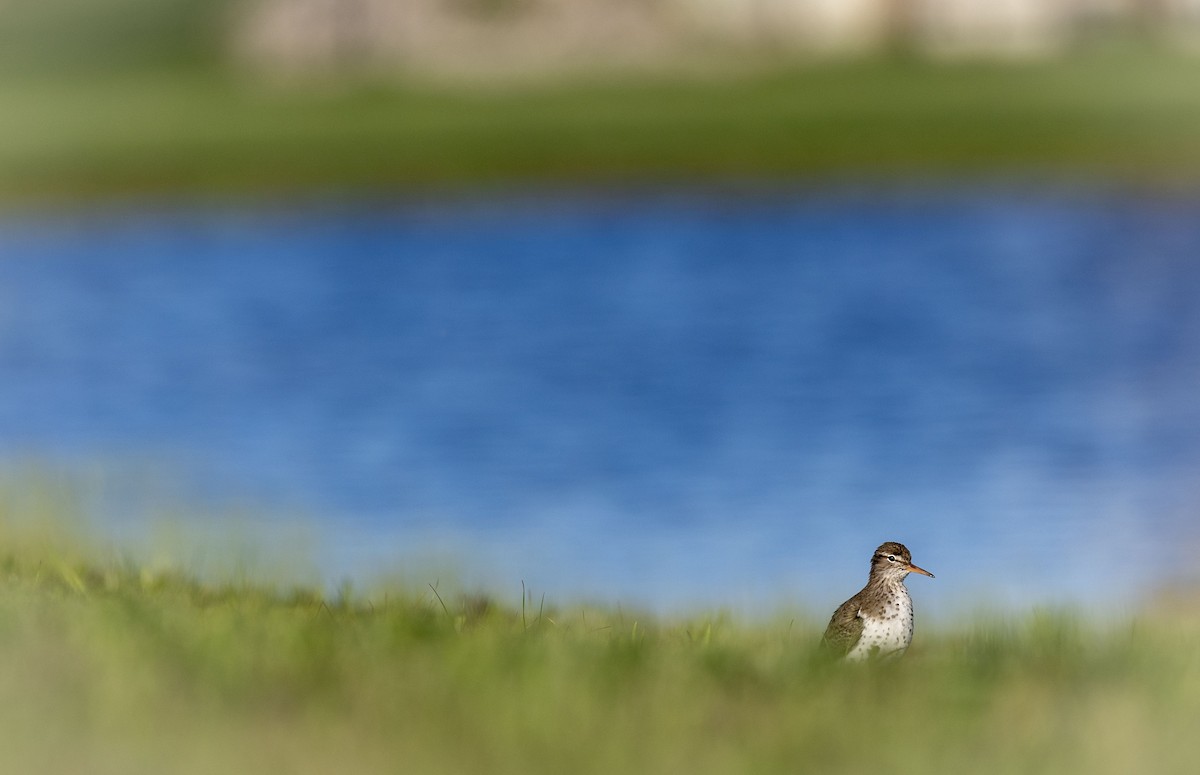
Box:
[4,51,1200,203]
[0,511,1196,774]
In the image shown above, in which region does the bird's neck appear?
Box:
[867,573,908,591]
[860,575,911,612]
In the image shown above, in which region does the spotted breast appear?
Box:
[843,583,914,661]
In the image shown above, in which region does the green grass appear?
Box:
[5,51,1200,204]
[0,511,1196,775]
[0,0,231,74]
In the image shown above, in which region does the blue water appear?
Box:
[1,187,1199,614]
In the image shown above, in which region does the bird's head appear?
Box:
[870,541,934,581]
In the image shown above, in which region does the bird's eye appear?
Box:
[887,555,896,562]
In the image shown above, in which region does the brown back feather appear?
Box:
[820,593,864,656]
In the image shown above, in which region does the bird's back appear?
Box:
[820,589,866,658]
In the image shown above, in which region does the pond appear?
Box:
[1,186,1198,614]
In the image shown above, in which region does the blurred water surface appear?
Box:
[1,187,1198,613]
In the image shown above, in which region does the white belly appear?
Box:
[845,595,914,662]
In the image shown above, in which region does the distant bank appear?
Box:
[237,0,1200,79]
[3,51,1200,203]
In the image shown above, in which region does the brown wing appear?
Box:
[820,596,863,657]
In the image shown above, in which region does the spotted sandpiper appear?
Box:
[821,541,934,661]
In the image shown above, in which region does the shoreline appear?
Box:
[4,53,1200,204]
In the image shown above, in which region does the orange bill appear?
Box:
[906,563,935,578]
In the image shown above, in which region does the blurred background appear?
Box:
[2,0,1200,614]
